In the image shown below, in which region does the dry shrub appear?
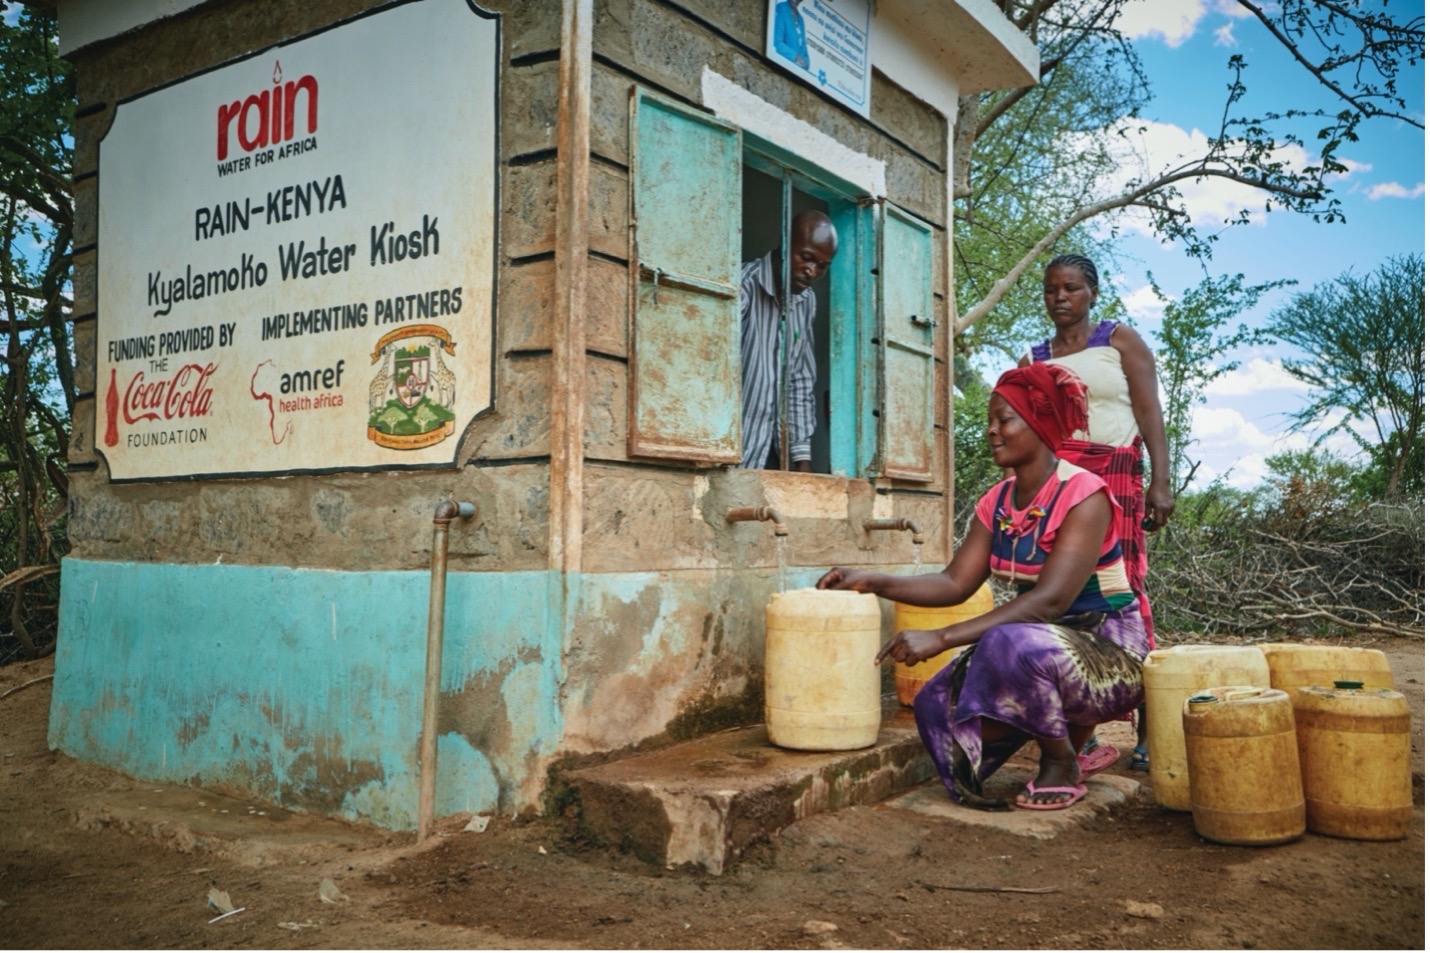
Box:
[1148,489,1423,643]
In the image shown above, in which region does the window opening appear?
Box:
[739,159,857,476]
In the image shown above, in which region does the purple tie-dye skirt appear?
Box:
[911,602,1148,807]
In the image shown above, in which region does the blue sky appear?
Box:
[1100,0,1425,490]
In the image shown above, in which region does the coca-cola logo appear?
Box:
[123,363,217,424]
[216,61,319,161]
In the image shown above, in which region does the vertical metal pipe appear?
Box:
[550,0,593,574]
[418,499,475,843]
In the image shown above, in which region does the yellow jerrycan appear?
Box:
[891,583,994,706]
[1293,681,1412,840]
[764,588,882,751]
[1183,686,1305,846]
[1258,643,1393,695]
[1142,644,1269,811]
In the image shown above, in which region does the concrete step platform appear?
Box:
[564,705,933,875]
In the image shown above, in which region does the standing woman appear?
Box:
[1025,254,1172,770]
[818,364,1148,810]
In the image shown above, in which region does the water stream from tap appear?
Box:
[912,542,922,573]
[775,535,788,593]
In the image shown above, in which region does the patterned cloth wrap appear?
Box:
[912,463,1148,808]
[1031,320,1156,647]
[1057,437,1154,647]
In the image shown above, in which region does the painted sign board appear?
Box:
[764,0,872,118]
[96,0,498,481]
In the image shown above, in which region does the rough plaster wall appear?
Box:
[557,0,956,754]
[594,0,946,221]
[51,559,562,825]
[65,0,559,569]
[561,569,770,751]
[65,465,549,570]
[585,0,954,510]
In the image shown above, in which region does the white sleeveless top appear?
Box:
[1039,345,1139,448]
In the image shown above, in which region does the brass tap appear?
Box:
[863,517,924,545]
[726,506,789,537]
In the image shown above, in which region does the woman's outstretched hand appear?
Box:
[815,567,879,592]
[875,628,947,666]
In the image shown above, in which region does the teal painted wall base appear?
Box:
[49,559,562,829]
[50,559,846,829]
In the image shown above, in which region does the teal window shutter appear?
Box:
[826,201,879,477]
[628,90,742,463]
[877,204,936,482]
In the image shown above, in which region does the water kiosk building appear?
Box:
[47,0,1036,830]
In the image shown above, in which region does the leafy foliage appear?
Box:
[1266,254,1425,499]
[1,4,73,662]
[953,0,1145,359]
[950,360,1001,534]
[953,1,1423,334]
[1148,273,1291,492]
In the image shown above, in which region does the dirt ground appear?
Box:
[2,640,1424,951]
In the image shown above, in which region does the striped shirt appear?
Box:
[739,252,818,469]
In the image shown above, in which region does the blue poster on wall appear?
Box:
[765,0,872,117]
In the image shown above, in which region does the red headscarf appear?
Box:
[991,364,1090,452]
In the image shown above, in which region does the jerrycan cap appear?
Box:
[1186,693,1219,708]
[1333,679,1364,690]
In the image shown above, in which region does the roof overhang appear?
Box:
[872,0,1039,117]
[48,0,1040,113]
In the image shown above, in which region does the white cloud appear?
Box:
[1117,280,1164,321]
[1205,358,1311,397]
[1118,0,1251,48]
[1217,451,1269,490]
[1192,405,1271,443]
[1117,0,1205,47]
[1186,405,1282,488]
[1182,397,1386,491]
[1365,181,1426,200]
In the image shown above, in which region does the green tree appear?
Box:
[953,0,1144,360]
[949,358,1002,530]
[1150,274,1291,492]
[1266,254,1425,500]
[1257,448,1368,522]
[0,3,73,660]
[952,1,1423,333]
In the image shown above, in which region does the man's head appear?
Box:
[784,210,838,296]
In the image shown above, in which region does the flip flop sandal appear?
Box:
[1080,735,1101,756]
[1015,781,1087,811]
[1077,744,1120,780]
[1130,744,1150,772]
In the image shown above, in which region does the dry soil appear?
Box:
[1,640,1423,950]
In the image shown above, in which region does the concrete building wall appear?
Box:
[67,0,560,572]
[50,0,1027,828]
[56,0,576,825]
